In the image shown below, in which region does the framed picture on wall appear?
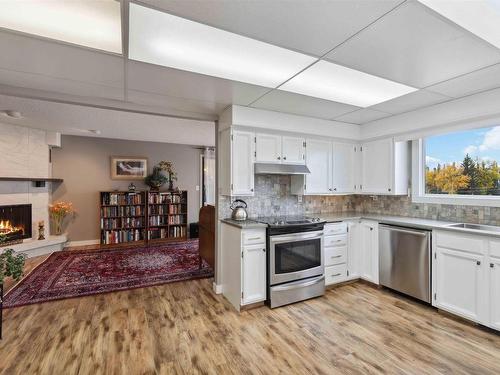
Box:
[111,157,148,180]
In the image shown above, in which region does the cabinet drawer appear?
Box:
[325,246,347,266]
[325,264,348,286]
[324,222,347,236]
[435,231,485,255]
[242,229,266,245]
[324,234,347,247]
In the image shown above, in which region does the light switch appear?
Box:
[196,185,200,191]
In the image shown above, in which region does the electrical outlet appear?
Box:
[195,185,200,191]
[297,195,303,203]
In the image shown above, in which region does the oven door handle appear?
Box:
[271,275,325,292]
[270,230,324,243]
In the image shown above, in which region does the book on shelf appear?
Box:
[100,190,188,245]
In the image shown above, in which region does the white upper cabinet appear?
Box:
[282,136,305,164]
[332,142,357,194]
[255,133,281,163]
[304,139,332,194]
[360,138,408,195]
[231,130,255,196]
[256,133,305,165]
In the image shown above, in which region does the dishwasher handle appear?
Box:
[379,224,430,237]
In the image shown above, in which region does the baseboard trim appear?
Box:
[66,239,100,247]
[213,282,223,294]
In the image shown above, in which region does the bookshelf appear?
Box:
[99,190,188,245]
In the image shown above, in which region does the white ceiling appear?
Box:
[0,0,499,135]
[0,94,215,146]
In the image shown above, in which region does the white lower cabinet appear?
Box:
[360,220,379,284]
[433,230,496,328]
[324,222,348,286]
[220,223,266,311]
[435,247,485,322]
[242,243,267,305]
[489,256,500,330]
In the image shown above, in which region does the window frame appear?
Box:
[412,138,500,207]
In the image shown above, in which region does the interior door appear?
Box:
[361,139,393,194]
[282,136,305,164]
[435,247,485,322]
[255,133,281,163]
[232,130,255,196]
[242,244,266,305]
[305,139,332,194]
[332,142,356,193]
[489,257,500,330]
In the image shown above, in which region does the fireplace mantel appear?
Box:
[0,177,63,182]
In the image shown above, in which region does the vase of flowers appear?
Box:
[49,201,75,235]
[145,161,178,191]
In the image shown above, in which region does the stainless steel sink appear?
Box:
[445,223,500,233]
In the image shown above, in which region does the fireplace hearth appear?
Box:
[0,204,32,245]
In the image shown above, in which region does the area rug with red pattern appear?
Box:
[4,239,212,308]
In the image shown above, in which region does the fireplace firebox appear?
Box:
[0,204,32,245]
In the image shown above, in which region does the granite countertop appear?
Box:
[220,218,268,229]
[315,212,500,237]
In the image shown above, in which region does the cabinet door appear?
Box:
[305,139,332,194]
[435,247,485,322]
[489,257,500,330]
[361,139,393,194]
[332,142,356,193]
[282,136,305,164]
[242,244,267,305]
[255,133,281,163]
[360,221,379,284]
[232,130,255,196]
[347,221,361,278]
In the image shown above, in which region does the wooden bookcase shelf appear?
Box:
[100,190,188,246]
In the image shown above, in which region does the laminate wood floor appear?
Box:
[1,277,500,375]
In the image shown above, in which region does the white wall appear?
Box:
[0,122,51,237]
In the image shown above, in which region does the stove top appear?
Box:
[256,216,325,227]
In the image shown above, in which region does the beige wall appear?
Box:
[52,135,201,242]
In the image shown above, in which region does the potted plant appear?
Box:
[0,248,26,339]
[49,201,75,235]
[145,161,178,191]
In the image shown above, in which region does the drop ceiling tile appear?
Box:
[325,1,500,88]
[426,63,500,98]
[334,108,391,124]
[251,90,359,120]
[139,0,403,56]
[127,61,269,107]
[369,89,450,115]
[127,90,227,116]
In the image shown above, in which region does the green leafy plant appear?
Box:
[144,166,169,190]
[0,248,25,285]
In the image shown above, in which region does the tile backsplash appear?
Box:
[220,174,500,225]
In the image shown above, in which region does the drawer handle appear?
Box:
[247,237,261,241]
[331,255,342,259]
[331,273,342,277]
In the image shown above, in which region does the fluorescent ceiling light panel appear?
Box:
[280,61,417,107]
[0,0,122,53]
[128,3,316,88]
[418,0,500,49]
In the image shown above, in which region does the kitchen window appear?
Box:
[413,125,500,206]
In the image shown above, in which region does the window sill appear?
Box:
[412,194,500,207]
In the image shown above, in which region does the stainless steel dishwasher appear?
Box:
[379,224,431,303]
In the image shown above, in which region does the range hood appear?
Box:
[254,163,310,175]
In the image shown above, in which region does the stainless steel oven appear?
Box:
[257,217,325,308]
[269,230,324,285]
